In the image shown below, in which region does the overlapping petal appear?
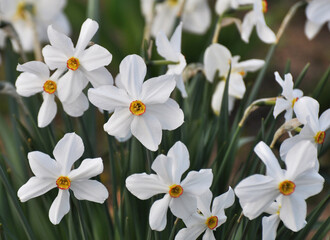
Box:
[180,169,213,195]
[103,107,133,138]
[79,44,112,71]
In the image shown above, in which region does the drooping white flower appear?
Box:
[235,141,324,232]
[17,133,109,225]
[15,61,89,128]
[304,0,330,40]
[241,0,276,44]
[126,141,213,231]
[204,43,264,115]
[279,96,330,163]
[88,54,184,151]
[216,0,254,16]
[156,22,187,97]
[175,188,235,240]
[273,71,303,122]
[151,0,211,37]
[42,18,113,103]
[0,0,70,51]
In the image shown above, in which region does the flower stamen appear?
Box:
[167,0,179,7]
[67,57,80,71]
[262,0,268,13]
[129,100,146,116]
[169,184,183,198]
[291,97,298,108]
[279,180,295,195]
[314,131,325,144]
[206,216,218,230]
[56,176,71,190]
[43,80,57,94]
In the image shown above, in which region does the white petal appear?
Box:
[15,72,44,97]
[42,45,68,70]
[281,73,294,100]
[103,107,133,138]
[38,93,57,128]
[147,99,184,131]
[140,75,176,104]
[182,0,211,34]
[68,158,104,181]
[262,214,281,240]
[75,19,98,56]
[212,187,235,216]
[211,81,226,115]
[234,59,265,72]
[197,189,213,217]
[62,93,89,117]
[273,98,290,118]
[293,170,324,199]
[88,86,131,112]
[256,21,276,44]
[216,0,231,16]
[174,74,188,98]
[181,169,213,195]
[279,195,306,232]
[156,31,179,61]
[57,70,87,103]
[151,4,177,37]
[17,61,50,79]
[70,180,108,203]
[203,229,216,240]
[17,177,55,202]
[175,224,206,240]
[292,89,303,98]
[170,22,183,53]
[167,141,190,183]
[149,194,171,231]
[304,20,322,40]
[319,108,330,131]
[28,151,59,178]
[274,71,284,87]
[119,54,146,99]
[241,11,256,43]
[80,44,112,71]
[47,25,74,57]
[49,190,70,225]
[126,173,168,200]
[82,67,114,88]
[294,96,319,129]
[170,192,197,220]
[279,135,302,160]
[151,154,175,184]
[228,73,246,99]
[53,133,84,175]
[131,113,162,151]
[306,0,330,25]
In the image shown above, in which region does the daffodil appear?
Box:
[126,141,213,231]
[156,22,187,97]
[151,0,211,37]
[304,0,330,40]
[279,96,330,164]
[241,0,276,44]
[17,133,109,225]
[204,43,264,115]
[15,61,88,128]
[88,54,184,151]
[0,0,70,51]
[42,18,113,103]
[175,188,235,240]
[235,141,324,231]
[273,71,303,122]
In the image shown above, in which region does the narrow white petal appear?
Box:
[212,187,235,216]
[70,180,108,203]
[80,44,112,71]
[103,107,133,138]
[293,96,319,129]
[211,81,226,115]
[49,190,70,225]
[28,151,59,178]
[319,108,330,131]
[170,22,183,53]
[149,194,171,231]
[57,70,87,103]
[15,72,44,97]
[181,169,213,195]
[273,98,290,118]
[62,93,89,117]
[47,25,74,57]
[228,73,246,99]
[281,73,294,100]
[131,113,162,151]
[274,71,284,87]
[82,67,114,88]
[304,20,322,40]
[75,19,98,56]
[151,154,174,184]
[17,177,55,202]
[42,45,68,70]
[241,11,256,43]
[156,31,179,61]
[126,173,168,200]
[170,192,197,220]
[53,133,84,175]
[197,189,213,217]
[256,21,276,44]
[17,61,50,79]
[147,99,184,131]
[234,59,265,72]
[202,229,216,240]
[279,195,306,232]
[167,141,190,183]
[175,224,206,240]
[174,74,188,98]
[262,214,281,240]
[38,93,57,128]
[68,158,104,181]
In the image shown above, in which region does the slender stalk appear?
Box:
[26,12,42,61]
[169,218,180,240]
[212,16,223,44]
[147,60,180,66]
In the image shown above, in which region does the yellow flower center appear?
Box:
[169,184,183,198]
[206,216,218,230]
[279,180,295,196]
[291,97,298,108]
[262,0,268,13]
[67,57,80,71]
[238,70,245,76]
[15,2,35,20]
[167,0,179,7]
[129,100,146,116]
[56,176,71,190]
[43,80,57,94]
[314,131,325,144]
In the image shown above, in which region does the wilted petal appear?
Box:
[70,180,108,203]
[49,190,70,225]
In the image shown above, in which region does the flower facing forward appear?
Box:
[273,71,303,122]
[175,188,235,240]
[304,0,330,40]
[234,141,324,231]
[42,18,113,103]
[280,96,330,162]
[241,0,276,44]
[156,22,187,97]
[88,54,184,151]
[204,43,264,114]
[15,61,88,127]
[17,133,109,225]
[126,141,213,231]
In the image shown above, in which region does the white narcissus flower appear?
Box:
[235,141,324,232]
[0,0,70,52]
[17,133,109,225]
[151,0,211,37]
[273,71,303,122]
[280,96,330,163]
[88,54,184,151]
[15,61,88,128]
[204,43,264,115]
[241,0,276,44]
[140,0,154,23]
[305,0,330,40]
[175,188,235,240]
[216,0,254,16]
[126,141,213,231]
[156,22,187,98]
[42,18,113,103]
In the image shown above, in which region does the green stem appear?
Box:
[147,60,179,66]
[169,218,180,240]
